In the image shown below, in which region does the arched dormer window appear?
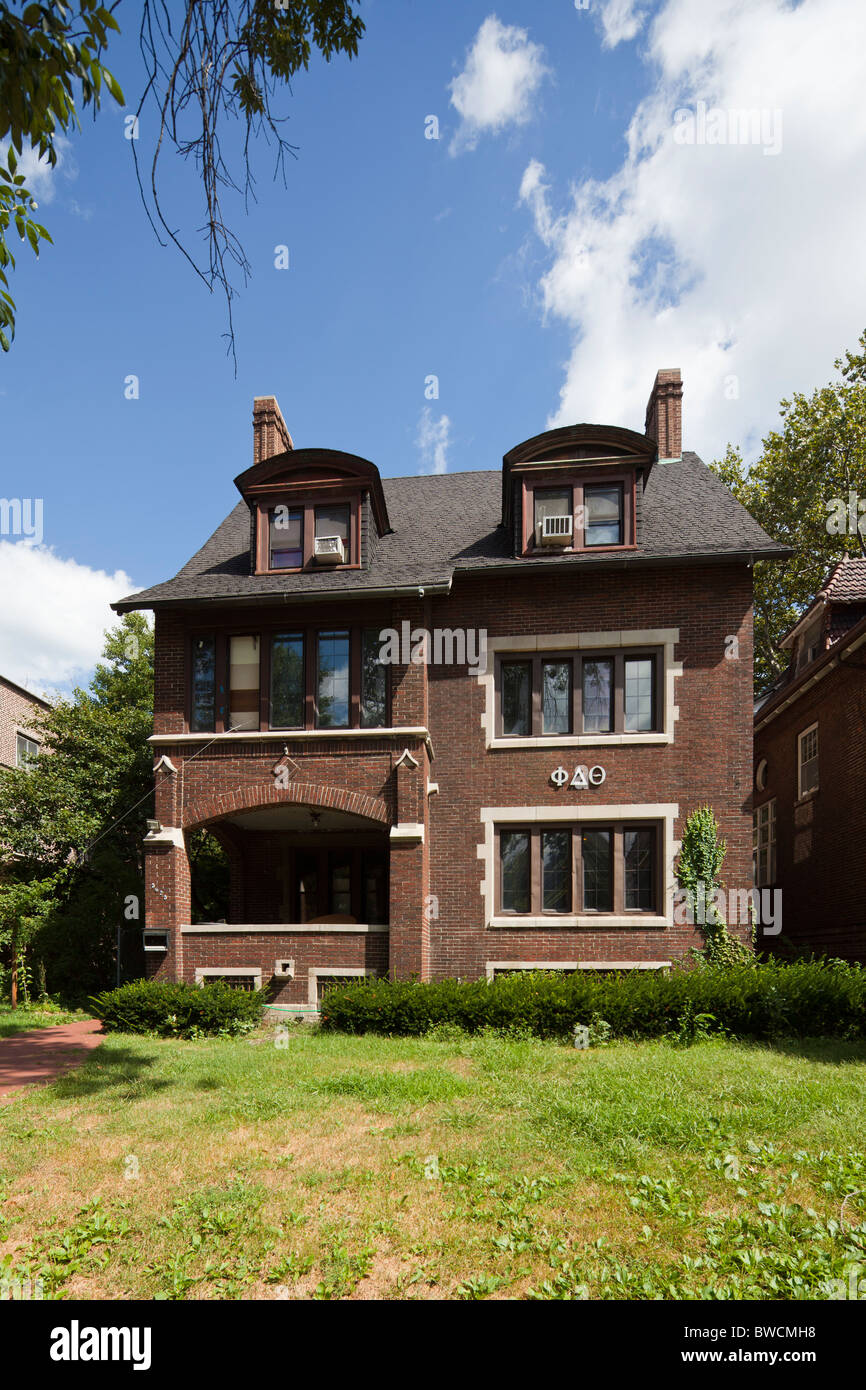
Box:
[500,424,655,559]
[233,449,391,576]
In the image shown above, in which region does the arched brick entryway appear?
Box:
[181,781,391,832]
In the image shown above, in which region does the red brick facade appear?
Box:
[139,558,757,1006]
[753,597,866,964]
[122,377,778,1008]
[0,675,49,771]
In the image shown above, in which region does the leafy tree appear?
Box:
[0,0,124,349]
[0,0,364,357]
[0,612,154,998]
[0,872,59,1005]
[188,829,230,924]
[712,331,866,692]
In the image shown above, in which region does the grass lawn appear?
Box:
[1,1024,864,1300]
[0,1003,91,1038]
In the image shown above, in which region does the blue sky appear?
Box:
[3,0,866,692]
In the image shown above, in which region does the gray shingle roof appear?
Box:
[113,451,788,612]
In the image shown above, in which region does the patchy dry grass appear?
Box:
[0,1026,864,1300]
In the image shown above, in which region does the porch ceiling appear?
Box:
[222,804,386,832]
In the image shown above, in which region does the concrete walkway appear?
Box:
[0,1019,104,1101]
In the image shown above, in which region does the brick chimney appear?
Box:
[644,368,683,462]
[253,396,293,464]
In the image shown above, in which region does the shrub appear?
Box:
[676,804,753,966]
[319,959,866,1042]
[90,979,264,1037]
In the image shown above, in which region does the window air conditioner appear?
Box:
[541,514,573,546]
[313,536,345,564]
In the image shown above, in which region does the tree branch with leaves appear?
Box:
[0,0,364,360]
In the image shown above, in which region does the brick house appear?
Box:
[113,368,786,1011]
[753,557,866,964]
[0,674,49,771]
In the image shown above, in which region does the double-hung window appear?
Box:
[527,475,630,553]
[797,723,819,798]
[258,496,358,571]
[753,801,776,887]
[15,733,39,767]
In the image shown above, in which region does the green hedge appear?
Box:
[318,959,866,1041]
[90,979,264,1037]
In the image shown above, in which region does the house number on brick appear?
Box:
[550,764,606,789]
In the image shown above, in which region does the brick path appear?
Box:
[0,1019,104,1101]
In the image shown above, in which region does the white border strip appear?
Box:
[150,726,430,745]
[181,922,388,934]
[485,959,672,978]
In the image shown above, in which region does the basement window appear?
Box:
[195,967,262,991]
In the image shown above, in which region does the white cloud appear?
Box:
[0,543,134,693]
[519,0,866,463]
[416,407,452,474]
[598,0,649,49]
[449,15,549,155]
[0,136,71,207]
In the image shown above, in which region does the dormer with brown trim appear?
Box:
[236,397,391,576]
[502,422,656,560]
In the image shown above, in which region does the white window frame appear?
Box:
[797,722,819,799]
[478,802,679,929]
[753,799,776,887]
[477,629,682,749]
[15,732,39,767]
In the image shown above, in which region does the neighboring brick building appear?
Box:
[0,674,49,771]
[113,368,786,1011]
[753,558,866,964]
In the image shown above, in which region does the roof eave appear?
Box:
[112,576,454,614]
[755,610,866,729]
